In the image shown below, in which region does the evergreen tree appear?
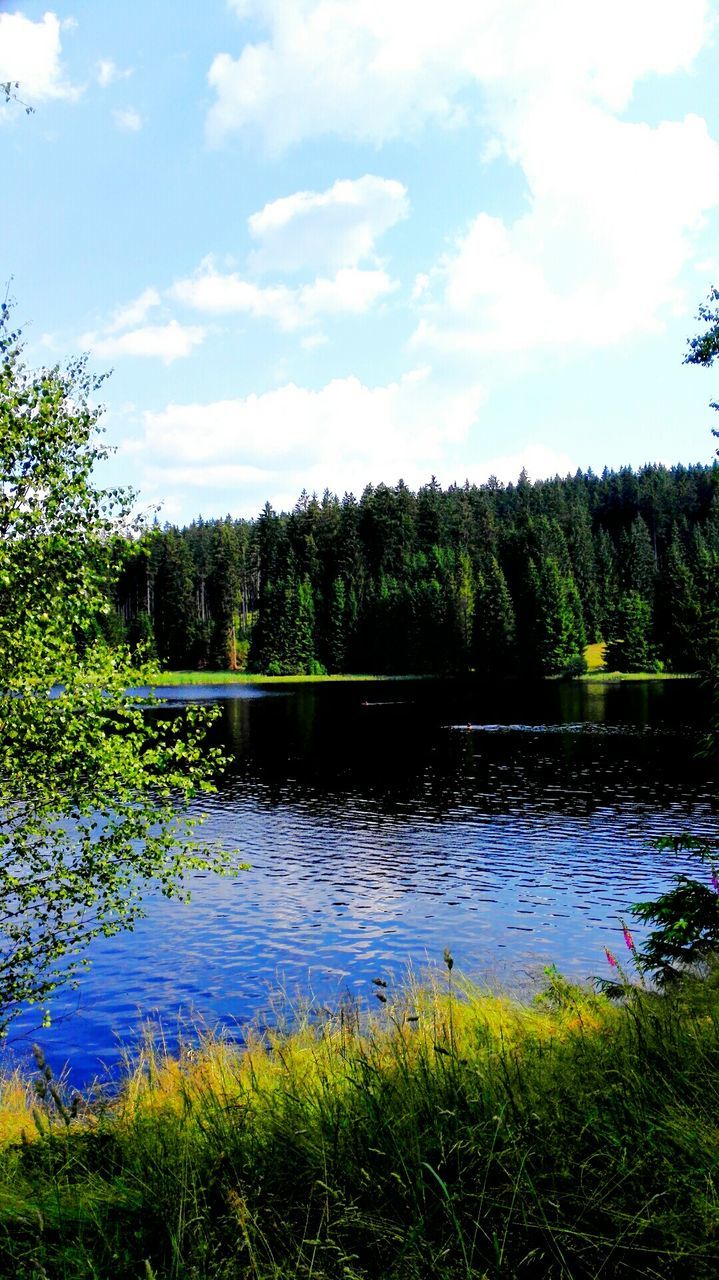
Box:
[566,500,600,641]
[208,522,240,669]
[529,556,586,676]
[473,555,517,677]
[606,592,655,672]
[620,515,656,604]
[594,526,620,639]
[448,551,475,672]
[326,577,348,673]
[105,460,719,679]
[663,533,702,670]
[154,530,199,668]
[288,574,318,673]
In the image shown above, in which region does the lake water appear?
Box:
[6,678,717,1084]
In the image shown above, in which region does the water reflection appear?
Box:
[6,678,715,1084]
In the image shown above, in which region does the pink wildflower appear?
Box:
[605,947,618,968]
[622,923,636,953]
[712,869,719,894]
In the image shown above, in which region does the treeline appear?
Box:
[111,463,719,677]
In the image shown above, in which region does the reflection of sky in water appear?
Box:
[5,679,716,1085]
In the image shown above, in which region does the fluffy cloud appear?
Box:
[208,0,710,150]
[171,258,397,330]
[137,369,485,510]
[0,10,80,103]
[413,108,719,354]
[170,176,405,333]
[205,1,719,354]
[81,292,203,364]
[104,288,161,333]
[248,175,408,273]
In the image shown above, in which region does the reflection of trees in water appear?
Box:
[214,681,712,822]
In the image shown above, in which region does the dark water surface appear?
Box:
[7,678,717,1083]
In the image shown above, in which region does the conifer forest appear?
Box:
[114,462,719,678]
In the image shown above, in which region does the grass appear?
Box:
[580,670,696,683]
[2,966,719,1278]
[152,671,420,686]
[584,642,608,672]
[151,645,696,687]
[578,642,696,683]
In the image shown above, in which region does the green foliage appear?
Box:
[685,285,719,371]
[685,284,719,455]
[620,291,719,992]
[605,590,656,672]
[632,874,719,986]
[528,555,586,676]
[3,975,719,1278]
[472,554,516,676]
[0,309,235,1029]
[113,463,719,679]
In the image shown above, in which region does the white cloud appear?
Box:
[83,319,204,364]
[105,288,160,333]
[413,108,719,354]
[0,10,80,103]
[136,369,485,510]
[205,1,719,354]
[248,175,408,273]
[207,0,711,150]
[171,258,397,330]
[113,106,142,132]
[97,58,132,88]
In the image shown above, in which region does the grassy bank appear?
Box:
[151,645,696,687]
[578,641,696,683]
[579,670,697,683]
[152,671,419,686]
[2,970,719,1279]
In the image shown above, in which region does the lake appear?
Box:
[6,678,717,1084]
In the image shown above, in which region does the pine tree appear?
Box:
[473,555,517,677]
[594,526,620,639]
[208,522,240,670]
[154,530,199,668]
[605,591,655,672]
[620,515,657,604]
[663,534,702,670]
[326,577,347,673]
[567,500,600,641]
[529,556,586,676]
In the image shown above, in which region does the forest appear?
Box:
[112,461,719,678]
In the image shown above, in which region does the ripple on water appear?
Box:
[5,679,716,1084]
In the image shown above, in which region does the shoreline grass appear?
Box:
[579,641,696,682]
[578,669,697,682]
[151,671,426,685]
[152,667,697,688]
[2,968,719,1278]
[151,643,697,687]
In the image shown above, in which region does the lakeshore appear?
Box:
[2,969,719,1278]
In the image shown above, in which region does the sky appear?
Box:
[2,1,719,524]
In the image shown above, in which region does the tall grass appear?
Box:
[2,965,719,1278]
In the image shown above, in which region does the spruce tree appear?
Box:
[605,591,654,672]
[529,556,586,676]
[473,555,517,677]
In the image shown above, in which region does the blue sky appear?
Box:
[2,1,719,523]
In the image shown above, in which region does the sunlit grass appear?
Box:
[154,670,418,685]
[2,966,719,1277]
[584,641,607,671]
[580,642,695,681]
